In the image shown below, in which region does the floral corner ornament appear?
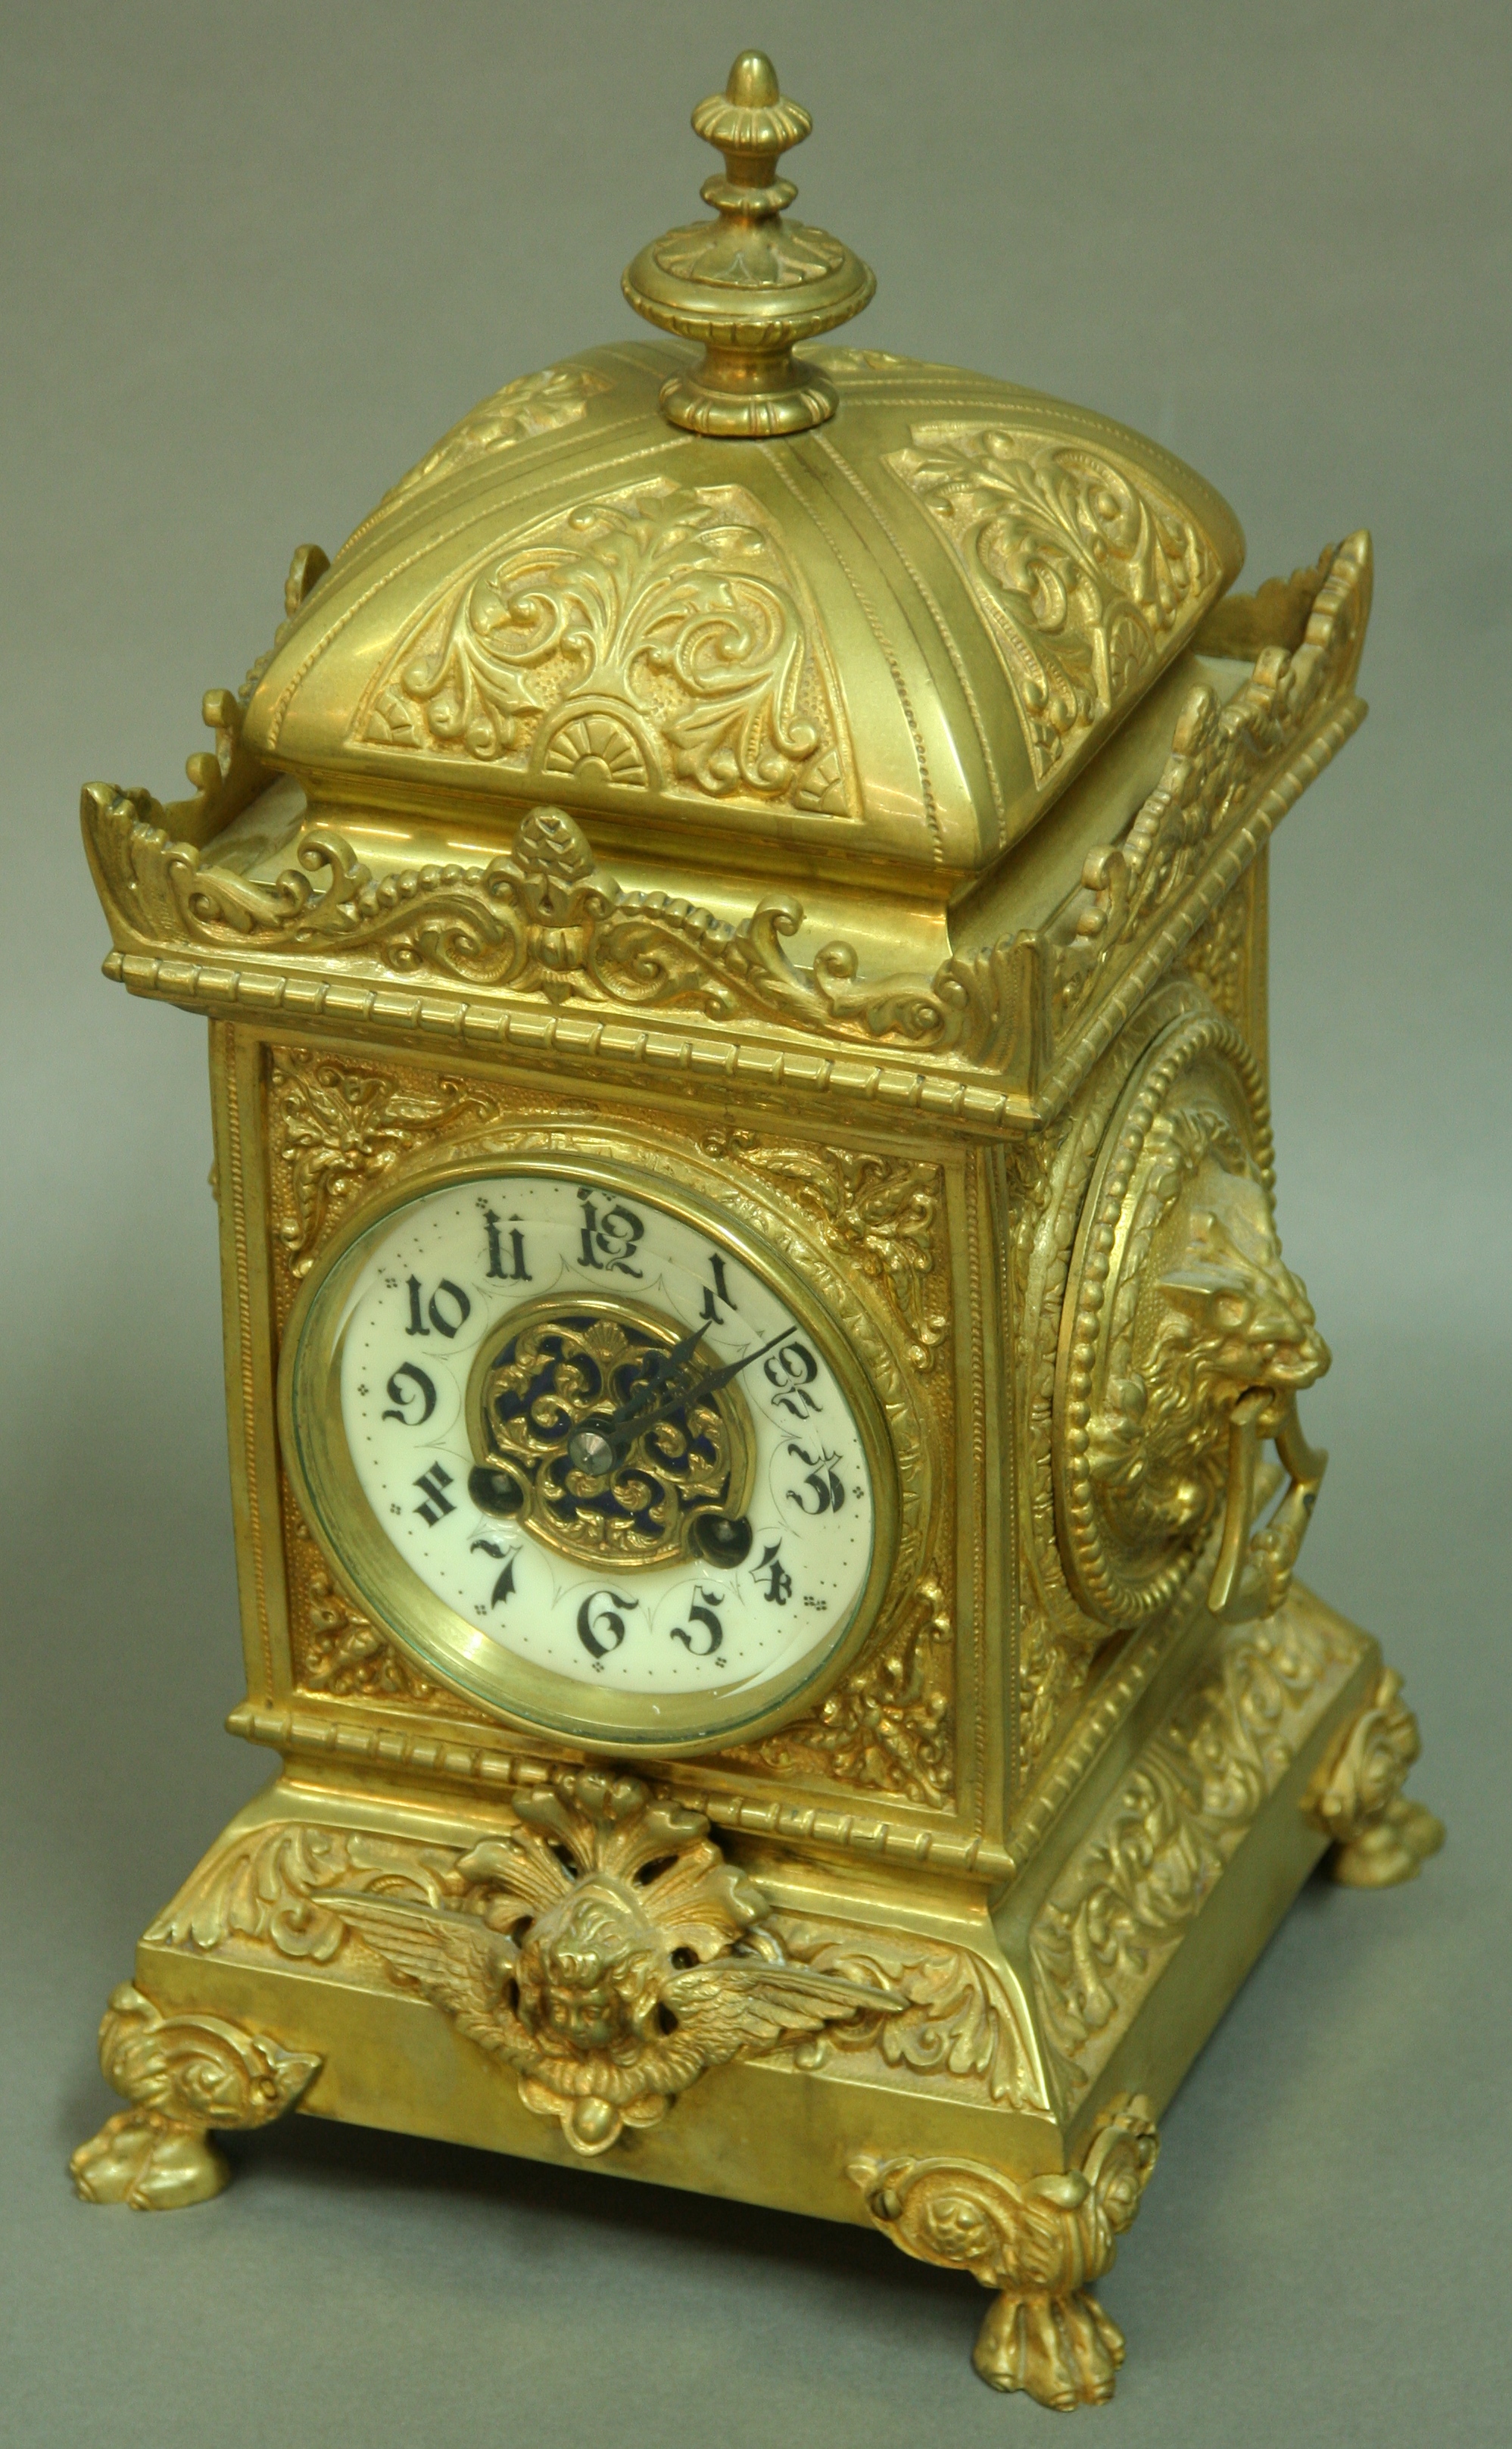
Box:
[327,1769,903,2154]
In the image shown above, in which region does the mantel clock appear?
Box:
[73,52,1443,2410]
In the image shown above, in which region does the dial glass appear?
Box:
[285,1166,886,1749]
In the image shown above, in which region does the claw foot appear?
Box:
[974,2280,1127,2407]
[70,1982,321,2210]
[1307,1669,1445,1888]
[70,2104,230,2209]
[850,2095,1159,2410]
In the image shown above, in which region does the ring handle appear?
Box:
[1207,1391,1327,1624]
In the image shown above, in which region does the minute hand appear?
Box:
[567,1328,791,1475]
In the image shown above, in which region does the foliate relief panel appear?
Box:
[885,424,1219,785]
[357,478,858,817]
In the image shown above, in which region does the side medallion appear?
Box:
[1053,1004,1329,1630]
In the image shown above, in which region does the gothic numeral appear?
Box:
[670,1590,725,1657]
[576,1588,638,1661]
[765,1338,822,1421]
[482,1206,530,1282]
[575,1188,644,1277]
[699,1249,737,1327]
[754,1541,793,1605]
[784,1443,846,1516]
[405,1276,472,1339]
[382,1362,437,1426]
[469,1539,518,1608]
[413,1462,456,1526]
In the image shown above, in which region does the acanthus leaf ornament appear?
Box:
[357,476,858,816]
[80,535,1373,1104]
[850,2095,1159,2410]
[1027,1604,1360,2094]
[773,1917,1049,2114]
[286,1504,454,1703]
[272,1046,497,1278]
[701,1128,948,1370]
[725,1573,954,1805]
[886,422,1219,784]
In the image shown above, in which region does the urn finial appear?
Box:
[622,50,875,438]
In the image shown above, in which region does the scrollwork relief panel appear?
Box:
[356,476,859,818]
[1027,1604,1361,2094]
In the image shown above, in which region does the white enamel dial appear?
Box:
[316,1170,878,1725]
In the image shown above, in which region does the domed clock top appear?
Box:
[233,50,1243,877]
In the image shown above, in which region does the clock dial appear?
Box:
[284,1164,890,1750]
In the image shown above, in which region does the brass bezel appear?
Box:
[278,1145,899,1757]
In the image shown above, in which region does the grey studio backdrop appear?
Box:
[2,4,1507,2443]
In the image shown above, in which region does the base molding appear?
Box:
[73,1585,1440,2408]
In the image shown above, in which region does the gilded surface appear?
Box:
[285,1499,456,1703]
[468,1294,754,1569]
[70,1983,320,2210]
[147,1774,902,2156]
[622,51,875,438]
[1055,1015,1327,1627]
[378,365,612,510]
[1004,1115,1099,1772]
[81,538,1371,1110]
[263,1044,953,1787]
[887,424,1218,783]
[71,41,1439,2407]
[773,1914,1049,2114]
[1027,1604,1360,2094]
[145,1810,1055,2114]
[851,2095,1158,2408]
[357,477,856,816]
[272,1044,496,1277]
[701,1128,948,1371]
[1178,866,1255,1034]
[1306,1666,1446,1887]
[1047,533,1370,1048]
[722,1572,953,1805]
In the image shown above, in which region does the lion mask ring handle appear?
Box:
[1206,1390,1327,1624]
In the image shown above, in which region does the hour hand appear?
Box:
[566,1327,790,1477]
[564,1323,707,1477]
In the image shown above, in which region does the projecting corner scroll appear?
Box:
[81,536,1371,1100]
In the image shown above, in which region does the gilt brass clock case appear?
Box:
[278,1139,906,1755]
[72,42,1444,2420]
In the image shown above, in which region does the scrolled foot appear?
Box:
[1307,1668,1445,1888]
[849,2094,1158,2410]
[70,1981,321,2211]
[974,2282,1127,2408]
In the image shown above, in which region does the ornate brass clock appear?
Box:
[73,50,1443,2412]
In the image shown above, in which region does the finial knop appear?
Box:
[622,51,874,438]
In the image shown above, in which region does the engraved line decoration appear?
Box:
[356,476,859,816]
